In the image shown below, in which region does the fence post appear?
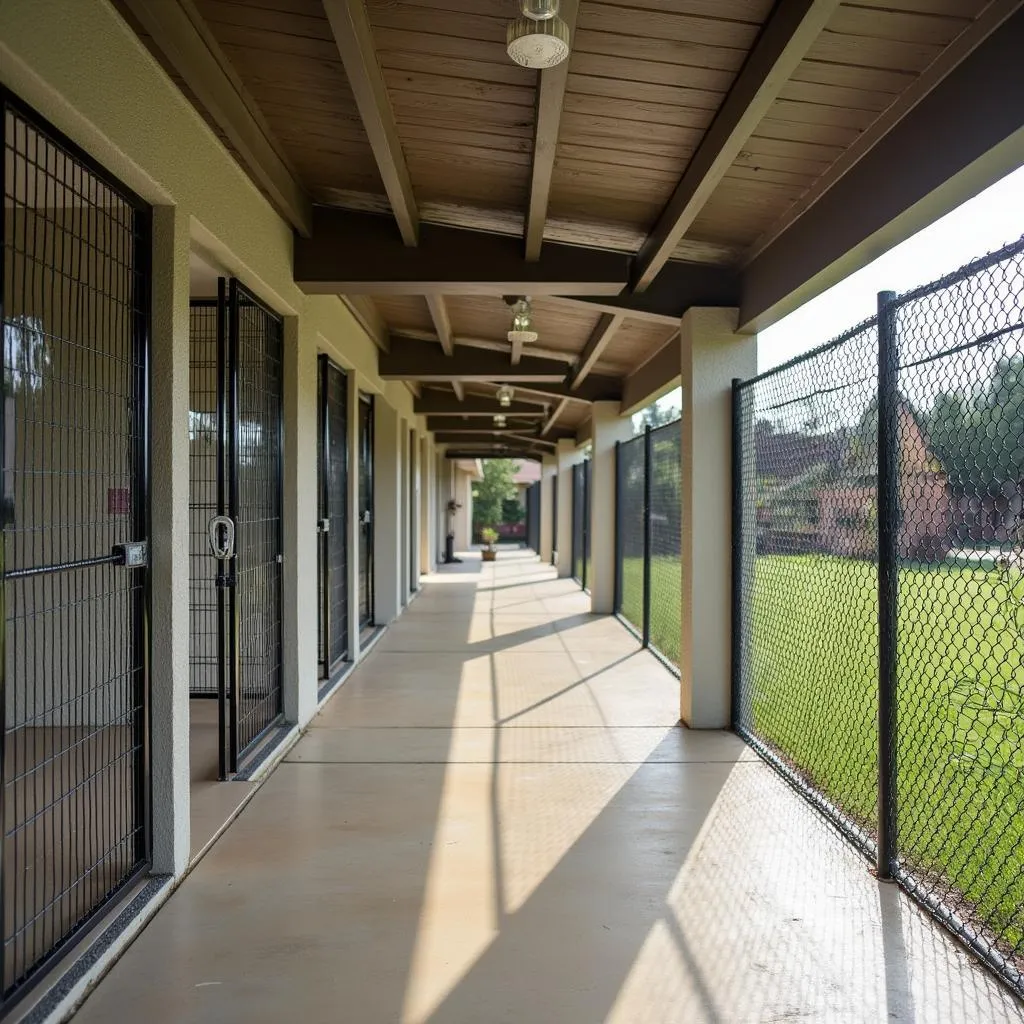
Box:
[877,290,899,880]
[614,440,623,614]
[731,378,743,732]
[642,424,653,648]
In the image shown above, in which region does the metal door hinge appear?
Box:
[317,518,330,533]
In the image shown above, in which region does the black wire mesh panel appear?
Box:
[890,238,1024,988]
[735,319,880,855]
[1,96,149,1000]
[317,357,348,679]
[358,393,374,630]
[551,475,558,566]
[409,429,417,593]
[231,284,283,756]
[616,434,645,633]
[189,301,219,696]
[648,423,681,666]
[571,462,584,585]
[525,482,541,552]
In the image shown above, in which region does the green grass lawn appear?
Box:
[620,552,1024,957]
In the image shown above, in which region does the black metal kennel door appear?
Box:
[1,92,150,1003]
[189,279,283,776]
[317,356,348,679]
[357,392,374,631]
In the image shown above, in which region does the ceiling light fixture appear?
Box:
[494,414,507,428]
[507,0,570,70]
[505,296,539,344]
[496,385,515,408]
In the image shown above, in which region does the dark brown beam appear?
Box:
[415,394,547,415]
[556,262,740,323]
[631,0,839,292]
[434,431,546,445]
[380,336,571,383]
[445,450,542,462]
[525,0,580,261]
[620,335,680,417]
[570,314,623,390]
[321,0,418,245]
[511,377,622,403]
[118,0,311,236]
[295,209,630,295]
[541,396,570,437]
[740,7,1024,331]
[426,296,454,356]
[427,420,539,433]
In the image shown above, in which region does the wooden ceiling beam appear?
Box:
[555,262,740,323]
[118,0,311,236]
[512,377,622,403]
[525,0,580,261]
[444,449,543,462]
[569,314,623,390]
[321,0,419,245]
[434,431,550,446]
[380,337,568,382]
[741,5,1024,332]
[294,209,629,295]
[541,397,570,437]
[451,380,466,401]
[631,0,840,292]
[426,418,541,432]
[415,395,548,416]
[425,296,454,356]
[394,329,576,366]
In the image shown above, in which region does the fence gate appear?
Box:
[1,93,150,1003]
[526,482,541,553]
[317,356,348,680]
[189,279,283,777]
[358,393,374,631]
[571,463,584,584]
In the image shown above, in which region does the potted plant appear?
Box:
[480,527,499,562]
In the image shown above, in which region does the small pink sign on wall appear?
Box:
[107,487,130,515]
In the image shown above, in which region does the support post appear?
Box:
[642,425,652,648]
[589,401,633,613]
[555,438,579,578]
[614,441,623,614]
[679,308,757,728]
[420,436,433,575]
[877,289,899,879]
[281,316,318,727]
[149,205,190,875]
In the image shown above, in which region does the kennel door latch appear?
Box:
[208,515,236,561]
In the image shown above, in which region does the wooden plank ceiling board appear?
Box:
[195,0,382,195]
[372,294,435,334]
[367,0,536,209]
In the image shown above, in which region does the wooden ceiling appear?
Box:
[117,0,1024,458]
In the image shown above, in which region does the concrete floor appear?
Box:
[74,551,1024,1023]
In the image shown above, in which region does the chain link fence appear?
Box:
[614,422,682,671]
[734,235,1024,996]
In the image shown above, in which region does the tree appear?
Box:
[472,459,520,529]
[634,399,680,433]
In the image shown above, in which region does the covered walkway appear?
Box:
[74,551,1021,1023]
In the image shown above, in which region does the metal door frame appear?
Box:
[358,392,375,630]
[317,355,349,678]
[0,87,152,1006]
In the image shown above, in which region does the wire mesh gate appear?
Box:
[317,357,348,681]
[613,423,683,670]
[734,236,1024,997]
[571,461,590,588]
[0,93,150,1003]
[524,481,540,553]
[188,280,283,777]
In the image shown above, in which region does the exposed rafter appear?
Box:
[511,378,622,403]
[380,336,573,383]
[425,296,454,356]
[525,0,580,261]
[415,394,548,416]
[341,295,389,352]
[631,0,840,292]
[118,0,311,236]
[294,209,629,296]
[434,431,554,447]
[394,329,575,366]
[452,380,465,402]
[321,0,419,245]
[569,314,623,390]
[740,6,1024,331]
[426,418,541,432]
[445,449,542,462]
[541,397,570,437]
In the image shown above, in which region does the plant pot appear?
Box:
[481,548,497,562]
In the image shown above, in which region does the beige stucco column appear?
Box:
[679,308,757,728]
[281,316,319,727]
[589,402,633,613]
[555,438,580,578]
[539,454,556,564]
[374,397,403,624]
[149,205,191,876]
